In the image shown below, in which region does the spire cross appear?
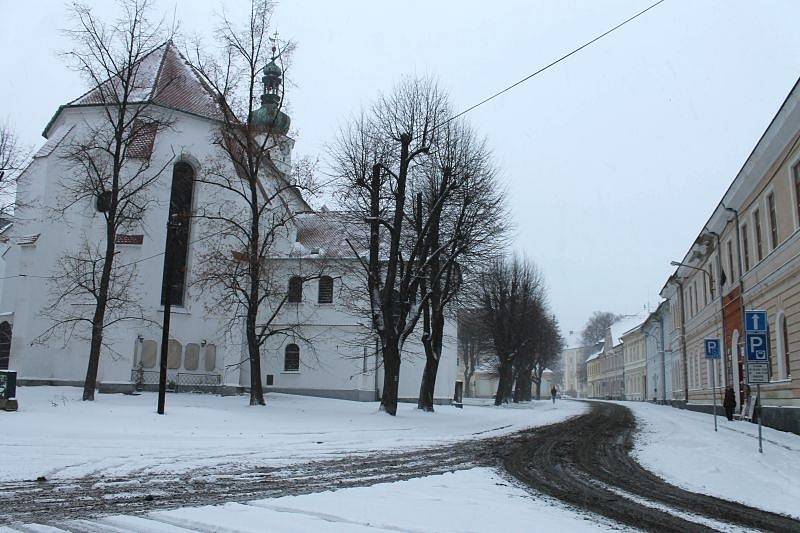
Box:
[269,30,279,59]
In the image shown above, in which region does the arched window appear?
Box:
[776,311,791,379]
[288,276,303,303]
[284,343,300,372]
[161,162,195,306]
[318,276,334,303]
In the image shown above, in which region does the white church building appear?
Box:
[0,42,457,403]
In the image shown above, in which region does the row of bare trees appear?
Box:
[471,256,564,405]
[330,77,508,414]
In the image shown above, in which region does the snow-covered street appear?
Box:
[4,394,800,531]
[35,468,604,533]
[0,387,586,483]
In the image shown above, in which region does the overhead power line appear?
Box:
[440,0,667,128]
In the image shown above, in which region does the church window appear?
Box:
[288,276,303,303]
[284,344,300,372]
[161,162,195,306]
[318,276,334,303]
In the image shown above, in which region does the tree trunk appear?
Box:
[246,309,265,406]
[495,358,513,405]
[246,179,265,407]
[534,378,542,400]
[83,213,116,401]
[381,342,401,415]
[417,353,440,412]
[514,369,532,402]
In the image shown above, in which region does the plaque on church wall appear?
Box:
[184,343,200,371]
[140,340,157,369]
[167,339,182,369]
[115,234,144,245]
[204,344,217,371]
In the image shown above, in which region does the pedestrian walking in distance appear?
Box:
[551,385,557,404]
[723,386,736,421]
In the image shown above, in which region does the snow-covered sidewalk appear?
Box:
[628,401,800,519]
[0,387,586,483]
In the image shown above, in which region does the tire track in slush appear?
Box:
[500,402,800,532]
[3,402,799,532]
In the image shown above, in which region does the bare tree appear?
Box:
[529,315,564,401]
[413,119,508,411]
[187,0,319,405]
[581,311,621,347]
[457,309,487,397]
[475,256,545,405]
[0,121,28,219]
[41,0,174,401]
[331,76,450,415]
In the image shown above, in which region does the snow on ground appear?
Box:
[0,387,586,483]
[627,401,800,519]
[19,468,607,532]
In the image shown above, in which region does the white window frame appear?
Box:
[752,208,764,263]
[790,159,800,232]
[764,185,778,252]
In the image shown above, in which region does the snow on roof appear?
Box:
[293,211,366,259]
[585,342,605,362]
[611,314,647,346]
[47,42,223,137]
[563,331,583,350]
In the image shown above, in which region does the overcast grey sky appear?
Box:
[2,0,800,336]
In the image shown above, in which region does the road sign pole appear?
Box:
[757,384,763,454]
[712,359,717,432]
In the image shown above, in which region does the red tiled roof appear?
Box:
[51,42,223,137]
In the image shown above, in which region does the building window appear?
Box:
[727,240,735,284]
[741,223,750,272]
[161,162,195,306]
[776,311,791,380]
[709,261,716,299]
[318,276,334,304]
[754,209,764,261]
[288,276,303,303]
[794,163,800,229]
[767,192,778,249]
[284,343,300,372]
[702,273,708,306]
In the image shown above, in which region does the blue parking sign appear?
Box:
[745,332,769,362]
[704,338,721,359]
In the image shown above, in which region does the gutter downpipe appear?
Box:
[676,277,689,403]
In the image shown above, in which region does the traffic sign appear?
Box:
[704,338,721,359]
[745,310,768,333]
[747,362,770,384]
[745,332,769,361]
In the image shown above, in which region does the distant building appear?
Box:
[587,315,646,399]
[560,331,585,397]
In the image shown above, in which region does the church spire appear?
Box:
[250,30,291,135]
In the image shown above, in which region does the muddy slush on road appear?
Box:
[500,401,800,532]
[2,401,799,531]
